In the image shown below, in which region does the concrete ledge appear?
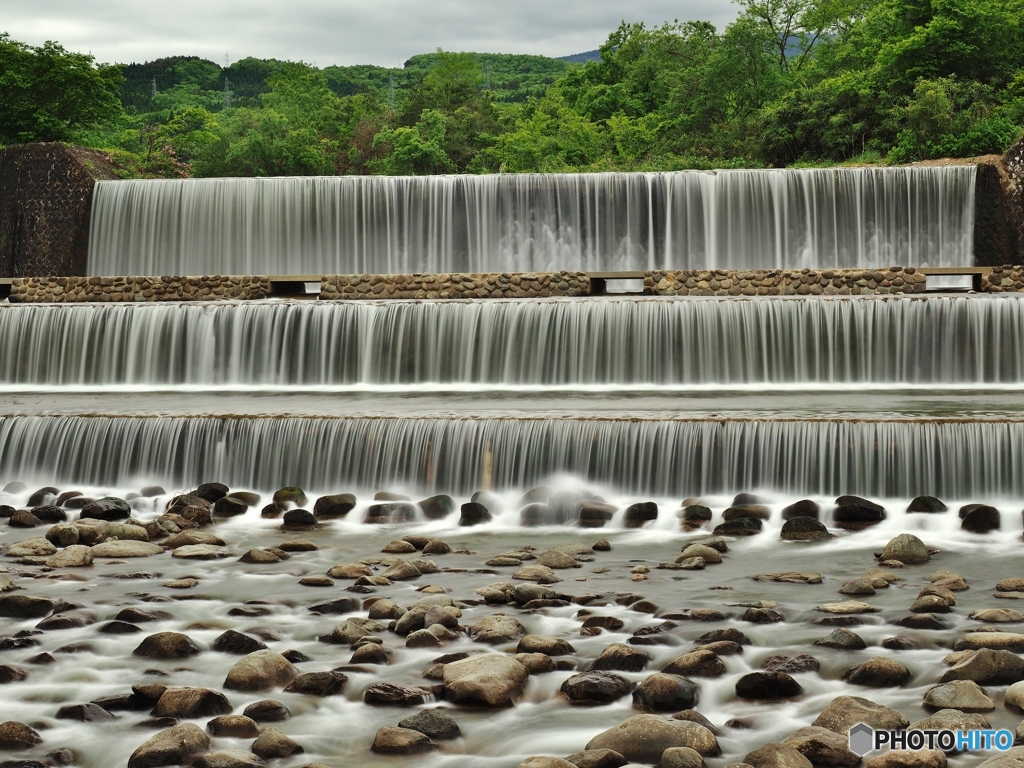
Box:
[8,275,271,303]
[319,271,591,300]
[644,268,928,296]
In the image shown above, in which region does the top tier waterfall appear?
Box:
[87,167,977,276]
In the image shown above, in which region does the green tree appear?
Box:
[0,34,124,144]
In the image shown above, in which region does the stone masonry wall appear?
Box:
[320,271,591,300]
[8,275,270,303]
[979,265,1024,292]
[645,268,927,296]
[0,143,118,278]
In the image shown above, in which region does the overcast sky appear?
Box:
[5,0,739,68]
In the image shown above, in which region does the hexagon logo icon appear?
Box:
[849,722,875,756]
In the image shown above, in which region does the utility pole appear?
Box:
[223,52,232,109]
[151,77,157,99]
[484,60,491,91]
[388,71,395,110]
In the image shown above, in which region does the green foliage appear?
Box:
[0,34,124,144]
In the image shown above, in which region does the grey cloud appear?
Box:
[5,0,738,66]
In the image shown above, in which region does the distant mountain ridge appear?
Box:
[558,50,601,63]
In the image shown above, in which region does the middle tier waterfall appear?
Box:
[3,295,1023,386]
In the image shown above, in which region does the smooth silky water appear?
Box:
[1,165,1017,768]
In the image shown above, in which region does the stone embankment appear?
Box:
[979,265,1024,292]
[8,275,271,303]
[645,267,927,296]
[320,271,591,300]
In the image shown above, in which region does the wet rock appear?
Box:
[578,500,617,528]
[812,695,910,733]
[723,504,771,522]
[833,496,886,529]
[398,709,460,740]
[839,578,876,596]
[213,495,249,517]
[133,632,201,659]
[5,536,57,557]
[519,759,577,768]
[192,483,227,502]
[561,671,632,705]
[382,559,421,581]
[45,523,80,548]
[272,487,307,507]
[364,682,427,706]
[971,609,1024,623]
[742,607,784,623]
[680,544,722,564]
[940,648,1024,685]
[163,531,223,549]
[417,495,455,520]
[55,702,114,721]
[422,539,451,555]
[661,747,707,768]
[761,653,820,674]
[213,630,267,655]
[351,642,392,664]
[1004,681,1024,711]
[513,564,562,584]
[955,632,1024,653]
[172,543,228,559]
[843,657,911,687]
[961,504,1001,532]
[663,649,727,678]
[780,517,833,541]
[206,715,262,738]
[192,750,268,768]
[371,726,436,754]
[0,720,42,750]
[80,497,132,521]
[680,505,712,529]
[224,651,298,691]
[91,540,162,558]
[518,635,575,656]
[923,680,994,711]
[865,750,946,768]
[695,628,750,646]
[735,671,804,700]
[752,572,822,585]
[908,496,947,513]
[633,673,699,711]
[585,715,721,763]
[538,549,581,569]
[9,509,42,527]
[782,726,860,768]
[127,723,210,768]
[588,643,651,672]
[152,687,231,718]
[443,654,529,707]
[744,743,812,768]
[459,502,492,526]
[469,616,526,644]
[975,747,1024,768]
[897,614,946,630]
[0,595,51,620]
[781,500,820,520]
[281,509,318,529]
[564,749,628,768]
[44,545,94,568]
[251,726,303,759]
[326,562,371,579]
[307,597,360,616]
[282,671,346,696]
[714,518,763,536]
[816,601,877,615]
[0,665,29,684]
[880,534,930,564]
[242,700,289,723]
[624,502,658,528]
[382,540,416,554]
[814,628,867,650]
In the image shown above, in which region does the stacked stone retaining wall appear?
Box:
[979,265,1024,292]
[319,271,590,300]
[8,275,270,303]
[644,268,927,296]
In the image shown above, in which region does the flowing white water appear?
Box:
[87,167,977,276]
[1,415,1021,498]
[2,294,1022,386]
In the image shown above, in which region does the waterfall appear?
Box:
[0,414,1017,497]
[87,167,977,276]
[1,295,1020,387]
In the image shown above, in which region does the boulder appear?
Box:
[469,616,526,644]
[459,502,492,526]
[663,650,726,678]
[907,496,947,513]
[561,671,632,705]
[195,483,228,502]
[213,495,249,517]
[5,536,57,557]
[371,726,436,754]
[632,673,699,711]
[735,672,804,700]
[251,726,303,759]
[363,682,427,706]
[588,642,651,672]
[564,749,629,768]
[91,540,163,558]
[80,497,131,521]
[680,544,722,564]
[418,494,455,520]
[843,657,911,687]
[713,517,763,536]
[45,545,94,568]
[865,750,946,768]
[223,651,297,691]
[397,709,461,740]
[761,653,820,674]
[585,715,721,763]
[661,747,706,768]
[513,564,562,584]
[880,534,930,564]
[133,632,201,659]
[152,687,232,718]
[961,504,1000,532]
[443,654,528,707]
[518,759,576,768]
[782,499,820,520]
[283,671,347,696]
[812,695,909,733]
[127,723,209,768]
[923,680,994,712]
[206,715,262,738]
[744,743,812,768]
[0,721,42,749]
[954,633,1024,653]
[192,751,268,768]
[833,496,886,529]
[782,726,860,768]
[518,635,575,656]
[624,501,658,528]
[939,649,1024,685]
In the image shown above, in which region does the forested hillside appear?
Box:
[2,0,1022,177]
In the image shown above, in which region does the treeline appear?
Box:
[2,0,1023,178]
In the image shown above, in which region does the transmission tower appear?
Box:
[151,77,157,99]
[388,71,395,110]
[484,61,491,91]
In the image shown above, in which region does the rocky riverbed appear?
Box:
[2,482,1024,768]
